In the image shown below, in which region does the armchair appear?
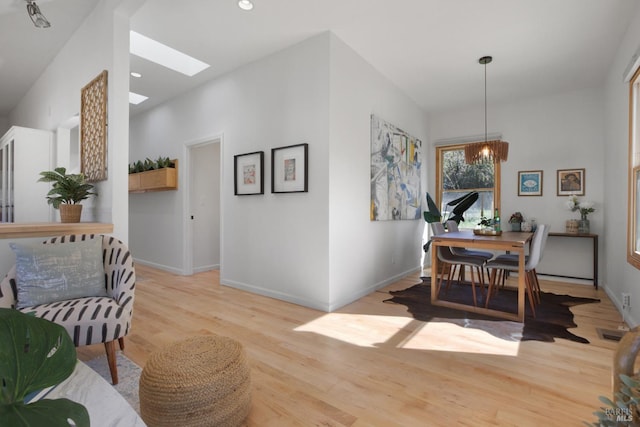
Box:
[0,234,135,384]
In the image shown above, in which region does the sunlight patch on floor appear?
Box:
[399,321,521,356]
[295,313,414,347]
[295,312,521,356]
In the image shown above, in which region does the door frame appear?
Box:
[182,133,224,275]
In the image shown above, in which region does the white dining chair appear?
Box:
[490,224,550,302]
[484,224,548,317]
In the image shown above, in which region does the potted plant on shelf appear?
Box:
[38,167,96,223]
[509,212,524,231]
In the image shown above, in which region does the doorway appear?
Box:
[184,137,221,274]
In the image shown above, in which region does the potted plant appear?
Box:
[508,212,524,231]
[422,191,479,252]
[0,308,89,426]
[38,167,96,223]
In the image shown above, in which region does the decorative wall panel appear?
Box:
[81,70,108,182]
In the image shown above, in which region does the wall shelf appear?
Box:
[129,160,178,193]
[0,222,113,239]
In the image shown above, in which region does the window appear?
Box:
[435,143,501,228]
[628,66,640,269]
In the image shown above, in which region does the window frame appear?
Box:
[628,66,640,269]
[435,143,502,224]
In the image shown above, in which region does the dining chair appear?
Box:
[431,222,487,306]
[484,224,548,316]
[445,220,494,260]
[490,224,550,302]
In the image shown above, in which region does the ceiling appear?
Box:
[1,0,638,119]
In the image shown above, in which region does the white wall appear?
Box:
[130,33,332,308]
[0,0,137,277]
[327,34,428,310]
[430,87,605,282]
[7,0,134,241]
[0,117,8,136]
[130,32,427,311]
[603,5,640,327]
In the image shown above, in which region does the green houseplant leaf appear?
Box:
[1,398,90,427]
[0,308,89,427]
[423,192,442,224]
[38,167,96,209]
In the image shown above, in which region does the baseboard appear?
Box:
[222,266,422,313]
[327,266,423,312]
[221,278,330,311]
[133,258,184,275]
[193,264,220,273]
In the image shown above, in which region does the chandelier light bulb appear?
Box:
[238,0,254,11]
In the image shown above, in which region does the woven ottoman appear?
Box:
[139,335,251,427]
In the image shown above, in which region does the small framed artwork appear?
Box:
[557,168,585,196]
[518,170,543,196]
[272,143,308,193]
[234,151,264,195]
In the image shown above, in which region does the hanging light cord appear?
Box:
[484,60,488,144]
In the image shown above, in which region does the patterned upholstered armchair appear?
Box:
[0,234,135,384]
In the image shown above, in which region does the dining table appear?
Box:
[431,229,534,322]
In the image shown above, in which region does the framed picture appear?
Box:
[557,168,585,196]
[271,143,308,193]
[518,170,543,196]
[234,151,264,195]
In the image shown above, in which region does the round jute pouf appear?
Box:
[139,335,251,427]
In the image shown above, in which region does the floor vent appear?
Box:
[596,328,626,342]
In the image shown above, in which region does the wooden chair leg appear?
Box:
[477,266,486,296]
[104,340,119,385]
[525,274,536,318]
[445,264,457,291]
[531,269,542,303]
[485,268,497,308]
[437,261,447,293]
[118,337,125,351]
[469,267,477,306]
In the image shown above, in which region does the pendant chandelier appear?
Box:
[464,56,509,164]
[25,0,51,28]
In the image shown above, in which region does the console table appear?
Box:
[541,232,598,289]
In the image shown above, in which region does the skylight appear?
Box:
[129,92,148,105]
[129,31,210,77]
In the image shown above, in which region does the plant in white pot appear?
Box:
[38,167,96,223]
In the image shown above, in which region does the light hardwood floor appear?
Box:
[77,264,625,426]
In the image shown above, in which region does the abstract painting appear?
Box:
[370,115,422,221]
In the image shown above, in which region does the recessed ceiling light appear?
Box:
[129,92,148,105]
[130,72,142,78]
[130,31,210,77]
[238,0,253,11]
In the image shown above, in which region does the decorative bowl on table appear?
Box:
[473,228,503,236]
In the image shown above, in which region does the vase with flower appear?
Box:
[566,195,595,233]
[508,211,524,231]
